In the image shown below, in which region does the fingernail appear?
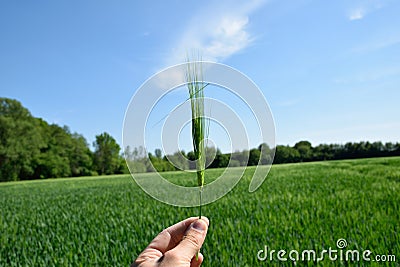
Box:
[200,216,209,226]
[192,219,207,231]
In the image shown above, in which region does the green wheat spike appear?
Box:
[185,55,207,219]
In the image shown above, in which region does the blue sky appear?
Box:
[1,0,399,153]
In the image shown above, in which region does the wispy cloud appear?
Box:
[347,0,387,21]
[333,66,400,85]
[348,7,366,20]
[166,0,266,65]
[352,35,400,53]
[203,16,252,60]
[276,98,301,107]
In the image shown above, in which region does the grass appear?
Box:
[1,157,399,266]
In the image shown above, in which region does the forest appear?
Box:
[1,97,399,181]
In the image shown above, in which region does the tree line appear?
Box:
[124,143,275,173]
[125,139,400,173]
[0,98,125,181]
[274,140,400,163]
[1,97,399,181]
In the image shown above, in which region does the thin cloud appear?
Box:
[352,35,400,53]
[333,66,400,84]
[347,0,388,21]
[152,66,185,91]
[166,0,266,65]
[203,16,252,60]
[276,98,301,107]
[349,7,366,20]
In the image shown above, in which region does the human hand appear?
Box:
[132,217,209,267]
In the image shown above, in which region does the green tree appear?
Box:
[231,150,249,166]
[32,122,93,179]
[167,151,189,171]
[0,98,45,181]
[93,132,122,175]
[34,122,72,178]
[313,144,334,161]
[274,145,300,164]
[248,148,261,166]
[258,143,272,165]
[124,146,147,173]
[210,149,230,168]
[294,140,313,162]
[69,133,93,176]
[154,149,162,159]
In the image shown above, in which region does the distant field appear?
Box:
[1,157,399,266]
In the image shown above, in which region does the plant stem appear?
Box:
[199,187,203,219]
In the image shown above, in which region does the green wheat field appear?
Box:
[1,157,399,266]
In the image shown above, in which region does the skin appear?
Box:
[132,217,209,267]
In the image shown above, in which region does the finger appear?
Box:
[169,219,208,262]
[161,216,209,251]
[144,217,204,255]
[166,216,208,240]
[132,246,163,266]
[190,252,204,267]
[134,217,209,265]
[133,217,198,265]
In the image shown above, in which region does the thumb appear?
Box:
[171,219,208,261]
